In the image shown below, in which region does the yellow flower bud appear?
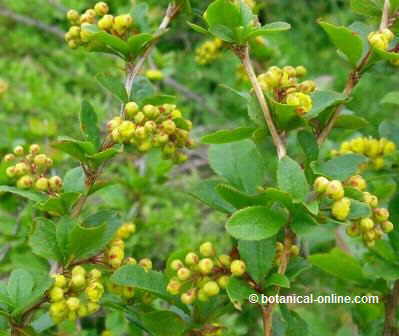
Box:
[52,274,67,288]
[66,297,80,311]
[199,242,215,257]
[325,180,344,200]
[360,218,374,231]
[185,252,199,265]
[373,208,390,222]
[331,197,351,221]
[139,258,152,271]
[86,282,104,302]
[363,192,378,207]
[383,141,396,155]
[217,275,230,289]
[313,176,330,193]
[66,9,80,23]
[167,279,181,295]
[170,259,184,271]
[381,221,394,233]
[122,286,135,298]
[218,254,231,267]
[230,260,246,276]
[177,267,191,281]
[202,281,220,297]
[346,175,367,191]
[50,287,64,302]
[35,177,49,191]
[198,258,214,275]
[94,2,109,16]
[181,289,196,305]
[295,65,307,77]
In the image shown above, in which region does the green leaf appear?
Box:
[204,0,242,32]
[246,22,291,38]
[216,184,270,209]
[348,199,371,219]
[265,273,290,288]
[63,167,85,193]
[319,21,364,65]
[111,264,170,298]
[277,156,309,202]
[80,101,101,148]
[141,311,187,336]
[363,257,399,281]
[0,186,46,202]
[90,31,129,58]
[298,130,319,162]
[226,277,254,307]
[97,73,128,102]
[52,136,96,163]
[226,206,286,240]
[188,178,235,214]
[311,154,367,180]
[201,127,256,144]
[208,140,265,194]
[187,22,210,35]
[86,146,122,167]
[350,0,381,17]
[30,218,62,262]
[307,90,347,119]
[334,114,369,129]
[381,91,399,105]
[34,193,80,216]
[238,238,275,282]
[7,269,34,310]
[290,204,318,235]
[271,99,304,131]
[69,211,121,261]
[309,248,367,284]
[127,33,154,57]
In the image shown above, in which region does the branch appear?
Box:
[0,6,64,39]
[383,279,399,336]
[381,0,391,31]
[317,0,391,144]
[261,227,295,336]
[73,3,180,217]
[238,44,286,159]
[123,2,181,103]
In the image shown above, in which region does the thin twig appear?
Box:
[72,3,180,217]
[124,2,181,100]
[238,44,286,159]
[383,280,399,336]
[381,0,391,31]
[317,0,392,144]
[261,227,295,336]
[0,6,64,39]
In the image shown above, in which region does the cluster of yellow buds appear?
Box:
[257,65,316,116]
[104,222,136,269]
[314,175,393,247]
[166,242,246,304]
[3,144,63,193]
[195,38,224,65]
[331,137,396,170]
[48,266,104,323]
[107,101,193,164]
[275,242,299,265]
[368,28,394,51]
[145,69,164,81]
[65,2,135,49]
[0,79,8,96]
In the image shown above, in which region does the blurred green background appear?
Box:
[1,0,399,335]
